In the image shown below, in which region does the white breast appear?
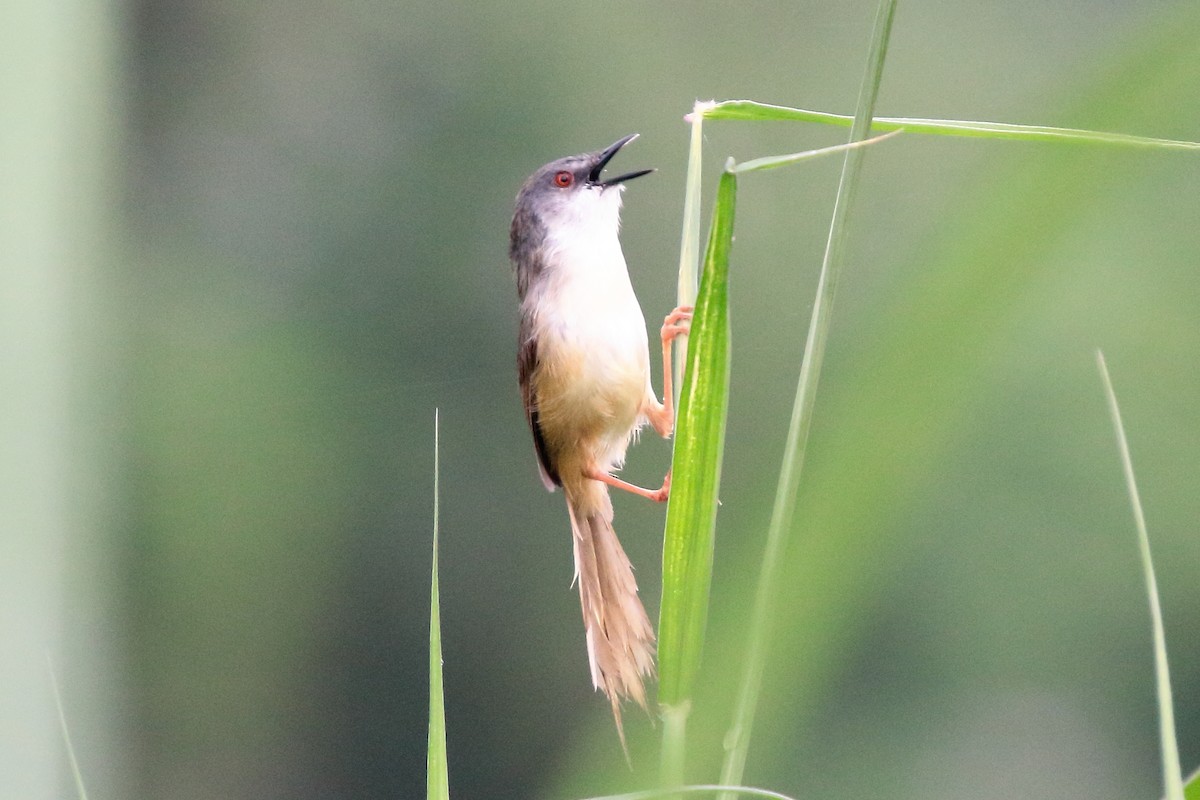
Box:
[529,189,652,464]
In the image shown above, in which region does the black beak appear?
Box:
[589,133,655,186]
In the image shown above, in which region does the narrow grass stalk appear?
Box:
[427,409,450,800]
[717,0,898,796]
[583,784,798,800]
[673,101,710,404]
[659,171,737,787]
[1096,352,1184,800]
[660,704,690,794]
[702,100,1200,150]
[728,129,901,174]
[49,656,90,800]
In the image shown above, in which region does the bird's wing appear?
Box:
[518,321,560,491]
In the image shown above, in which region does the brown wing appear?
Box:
[518,319,560,491]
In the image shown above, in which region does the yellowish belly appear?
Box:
[533,329,649,470]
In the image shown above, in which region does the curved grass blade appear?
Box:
[658,170,737,785]
[1097,353,1184,800]
[701,99,1200,150]
[427,409,450,800]
[718,0,897,796]
[49,656,90,800]
[582,784,797,800]
[729,129,900,174]
[673,102,709,404]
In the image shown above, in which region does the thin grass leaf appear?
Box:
[700,99,1200,150]
[427,409,450,800]
[717,1,897,797]
[729,129,900,174]
[1096,352,1184,800]
[48,656,90,800]
[658,170,737,784]
[673,101,710,403]
[582,784,797,800]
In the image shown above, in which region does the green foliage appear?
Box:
[642,13,1200,798]
[653,2,1200,797]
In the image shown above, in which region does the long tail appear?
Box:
[565,479,655,750]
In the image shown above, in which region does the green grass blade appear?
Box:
[702,99,1200,150]
[582,784,798,800]
[427,409,450,800]
[1096,352,1184,800]
[658,170,737,781]
[48,657,90,800]
[659,169,737,702]
[717,1,897,796]
[728,129,900,174]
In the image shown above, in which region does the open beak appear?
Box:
[589,133,655,186]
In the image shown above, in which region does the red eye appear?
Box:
[553,171,573,188]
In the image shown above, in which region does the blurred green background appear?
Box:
[4,1,1199,798]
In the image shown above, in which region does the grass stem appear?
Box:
[1096,352,1183,800]
[427,409,450,800]
[717,0,897,796]
[49,656,90,800]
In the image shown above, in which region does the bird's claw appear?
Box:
[661,306,693,345]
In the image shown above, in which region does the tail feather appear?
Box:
[566,481,655,750]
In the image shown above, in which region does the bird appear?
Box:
[509,133,691,749]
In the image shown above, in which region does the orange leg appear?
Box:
[587,467,672,503]
[648,305,693,438]
[590,306,692,504]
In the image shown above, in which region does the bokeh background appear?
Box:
[5,1,1200,798]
